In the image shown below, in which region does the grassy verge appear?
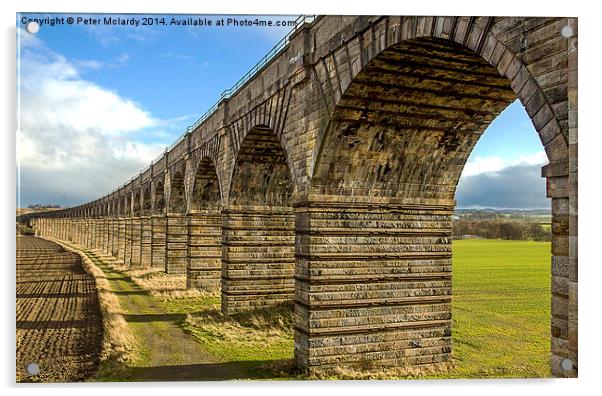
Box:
[180,303,296,378]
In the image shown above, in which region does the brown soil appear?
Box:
[16,236,103,382]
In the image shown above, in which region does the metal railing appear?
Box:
[118,15,316,194]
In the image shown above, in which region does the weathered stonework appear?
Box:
[151,215,167,269]
[123,217,132,267]
[221,206,295,314]
[140,216,153,268]
[130,217,142,267]
[25,16,577,377]
[187,210,222,291]
[165,214,188,274]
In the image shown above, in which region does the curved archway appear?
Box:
[222,125,295,314]
[297,33,568,374]
[133,191,141,216]
[168,171,186,214]
[154,181,165,215]
[142,188,152,215]
[188,157,223,291]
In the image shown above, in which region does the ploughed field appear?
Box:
[16,236,103,382]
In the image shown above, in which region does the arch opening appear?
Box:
[312,38,516,200]
[222,125,295,314]
[168,171,186,214]
[142,188,152,216]
[133,192,141,216]
[154,181,166,215]
[296,36,559,375]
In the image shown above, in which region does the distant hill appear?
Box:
[455,208,550,216]
[454,208,551,223]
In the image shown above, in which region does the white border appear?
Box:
[3,1,600,395]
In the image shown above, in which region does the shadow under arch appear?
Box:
[297,33,569,375]
[154,180,166,215]
[168,170,186,215]
[221,125,295,315]
[187,156,223,291]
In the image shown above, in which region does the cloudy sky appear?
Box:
[16,13,549,210]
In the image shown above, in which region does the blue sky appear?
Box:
[16,13,549,209]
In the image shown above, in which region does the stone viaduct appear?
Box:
[22,16,577,377]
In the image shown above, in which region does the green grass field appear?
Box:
[444,239,551,378]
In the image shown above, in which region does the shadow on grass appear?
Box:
[100,359,297,381]
[112,290,149,296]
[122,313,187,323]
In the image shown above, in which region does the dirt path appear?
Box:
[80,249,246,381]
[16,236,103,382]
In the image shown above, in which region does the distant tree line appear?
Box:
[27,204,63,209]
[452,220,551,241]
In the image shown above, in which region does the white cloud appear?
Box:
[73,53,130,71]
[83,20,161,47]
[461,150,548,177]
[74,59,104,70]
[17,28,169,207]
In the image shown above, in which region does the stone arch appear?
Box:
[121,195,128,217]
[168,170,186,214]
[298,20,570,375]
[227,98,300,200]
[154,180,165,215]
[111,199,118,217]
[142,187,152,215]
[221,125,296,314]
[228,125,294,207]
[133,190,141,216]
[312,37,518,200]
[190,157,222,211]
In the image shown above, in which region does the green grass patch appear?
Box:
[443,239,552,378]
[176,302,295,378]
